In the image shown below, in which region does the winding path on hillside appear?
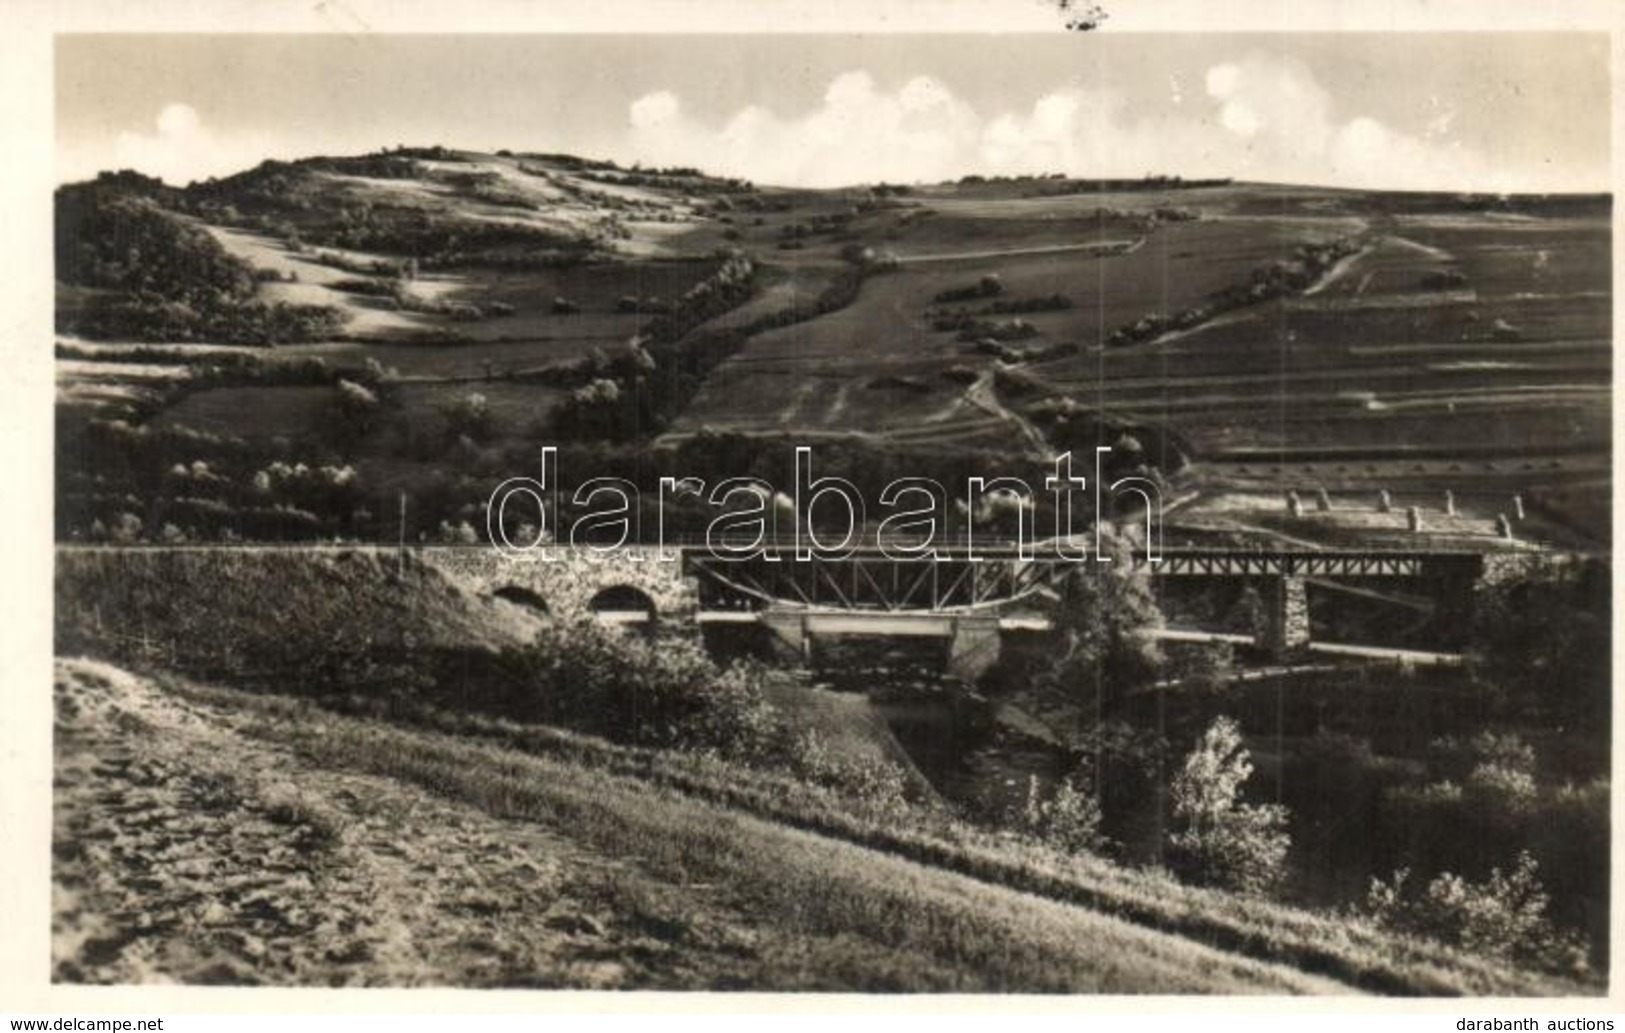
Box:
[963,367,1054,460]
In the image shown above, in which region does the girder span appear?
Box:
[684,554,1069,614]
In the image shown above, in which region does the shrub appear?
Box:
[436,520,479,544]
[676,660,780,761]
[439,392,493,442]
[1021,775,1106,854]
[1364,852,1586,974]
[110,512,144,543]
[1389,732,1540,851]
[784,729,911,814]
[1166,716,1290,894]
[1419,269,1469,290]
[516,620,778,761]
[1468,555,1610,734]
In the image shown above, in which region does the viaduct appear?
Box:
[422,544,1499,680]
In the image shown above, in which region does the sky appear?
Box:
[55,33,1611,192]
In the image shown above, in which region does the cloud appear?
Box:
[105,103,278,186]
[628,71,981,188]
[623,55,1524,192]
[628,91,680,132]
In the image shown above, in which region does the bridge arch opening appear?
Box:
[588,584,658,630]
[491,584,550,616]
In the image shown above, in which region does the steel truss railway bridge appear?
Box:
[672,545,1489,678]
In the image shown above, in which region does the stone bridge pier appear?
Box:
[1259,575,1311,655]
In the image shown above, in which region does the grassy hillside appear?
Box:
[53,546,1591,994]
[55,657,1340,991]
[57,654,1585,993]
[54,546,543,667]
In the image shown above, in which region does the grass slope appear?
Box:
[52,547,1590,994]
[58,656,1346,992]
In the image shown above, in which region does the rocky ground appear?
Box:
[53,658,771,987]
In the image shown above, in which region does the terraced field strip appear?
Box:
[895,238,1141,263]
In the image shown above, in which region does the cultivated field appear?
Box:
[54,152,1611,547]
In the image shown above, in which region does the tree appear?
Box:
[335,378,380,436]
[110,512,144,543]
[1039,527,1165,714]
[1227,583,1267,640]
[440,392,493,442]
[1470,555,1609,736]
[1167,716,1290,894]
[437,520,478,544]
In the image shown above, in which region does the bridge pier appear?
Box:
[759,610,812,664]
[946,615,1003,683]
[1258,575,1311,656]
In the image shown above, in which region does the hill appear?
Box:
[53,148,1611,550]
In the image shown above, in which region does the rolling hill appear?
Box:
[53,148,1611,549]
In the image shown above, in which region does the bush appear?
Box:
[1166,716,1290,894]
[1364,852,1586,974]
[516,620,778,760]
[932,274,1004,304]
[784,729,911,814]
[1021,775,1106,854]
[1387,733,1540,855]
[1377,731,1608,966]
[439,392,493,442]
[1468,555,1610,735]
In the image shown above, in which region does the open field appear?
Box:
[203,227,440,337]
[1020,217,1609,456]
[674,215,1353,446]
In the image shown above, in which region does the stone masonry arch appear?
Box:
[419,545,699,625]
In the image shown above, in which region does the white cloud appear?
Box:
[1205,64,1240,98]
[1219,100,1262,137]
[97,103,277,186]
[628,71,981,187]
[623,56,1530,192]
[628,91,680,132]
